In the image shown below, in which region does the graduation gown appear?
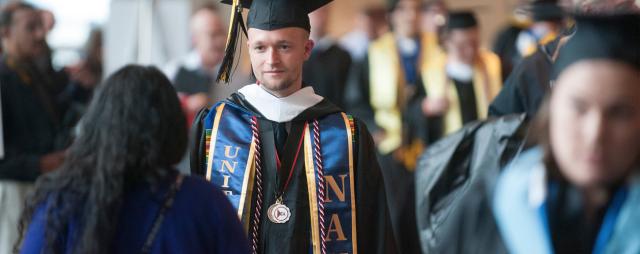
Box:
[488,39,560,118]
[191,85,397,254]
[302,41,352,109]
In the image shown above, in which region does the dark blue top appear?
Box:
[20,174,250,254]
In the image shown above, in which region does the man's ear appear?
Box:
[304,39,315,60]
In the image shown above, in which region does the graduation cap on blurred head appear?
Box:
[526,0,564,22]
[446,11,478,30]
[553,13,640,78]
[216,0,332,83]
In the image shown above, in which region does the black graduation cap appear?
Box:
[387,0,399,12]
[526,0,564,21]
[446,11,478,30]
[553,13,640,78]
[216,0,332,83]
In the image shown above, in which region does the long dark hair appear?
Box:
[17,65,187,253]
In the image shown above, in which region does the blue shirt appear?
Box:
[21,174,250,254]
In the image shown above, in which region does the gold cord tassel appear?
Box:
[216,0,247,84]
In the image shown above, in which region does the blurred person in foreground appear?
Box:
[492,13,640,254]
[17,65,249,253]
[425,13,640,254]
[0,3,68,253]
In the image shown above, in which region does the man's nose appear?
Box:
[266,48,280,65]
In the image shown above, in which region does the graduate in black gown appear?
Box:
[190,1,397,253]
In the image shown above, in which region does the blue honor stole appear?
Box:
[203,102,358,254]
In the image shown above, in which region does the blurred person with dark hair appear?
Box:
[0,2,68,252]
[493,13,640,254]
[421,11,502,139]
[303,4,351,108]
[17,65,249,254]
[164,3,227,125]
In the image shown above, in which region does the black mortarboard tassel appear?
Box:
[553,13,640,78]
[217,0,332,83]
[447,11,478,29]
[216,0,248,83]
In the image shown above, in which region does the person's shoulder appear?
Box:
[500,147,544,178]
[179,175,229,203]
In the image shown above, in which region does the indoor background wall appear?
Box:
[194,0,521,48]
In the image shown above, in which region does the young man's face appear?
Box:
[3,8,46,60]
[247,27,313,97]
[550,60,640,189]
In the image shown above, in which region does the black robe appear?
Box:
[173,66,213,95]
[0,57,70,181]
[492,24,525,81]
[191,93,397,254]
[302,44,352,109]
[488,39,560,118]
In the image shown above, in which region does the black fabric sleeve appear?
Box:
[488,61,528,117]
[344,55,380,134]
[189,107,210,176]
[0,81,42,182]
[352,119,398,254]
[0,152,41,182]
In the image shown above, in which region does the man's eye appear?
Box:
[254,46,265,51]
[279,45,290,50]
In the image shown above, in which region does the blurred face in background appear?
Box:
[421,2,447,33]
[356,7,389,40]
[549,60,640,189]
[309,5,330,41]
[190,9,226,70]
[390,0,421,38]
[1,7,46,61]
[444,27,480,65]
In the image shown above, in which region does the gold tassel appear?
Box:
[216,0,248,84]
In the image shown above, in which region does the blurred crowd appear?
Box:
[1,0,639,253]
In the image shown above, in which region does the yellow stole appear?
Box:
[368,32,438,154]
[422,48,502,135]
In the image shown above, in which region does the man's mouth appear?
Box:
[263,70,284,75]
